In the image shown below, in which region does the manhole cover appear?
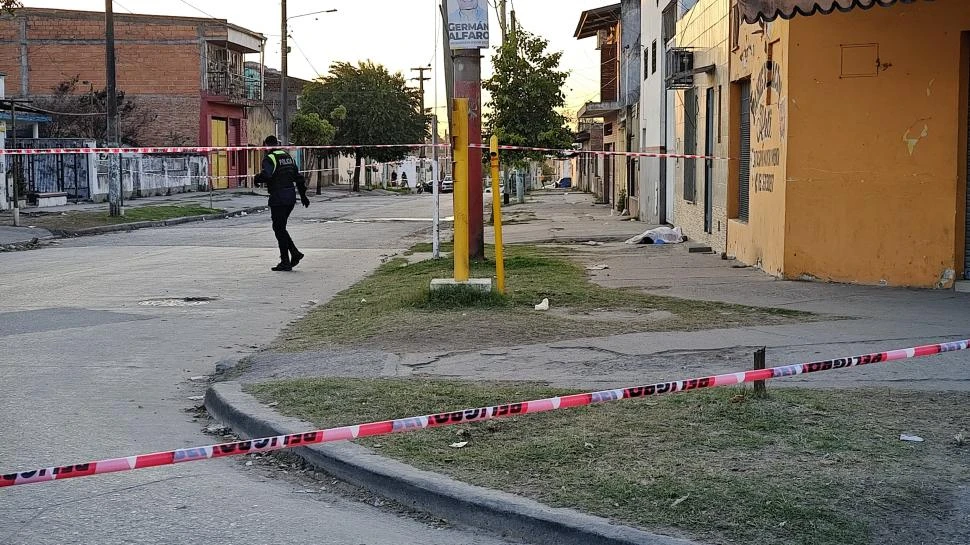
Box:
[138,297,217,307]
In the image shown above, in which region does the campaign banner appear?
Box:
[448,0,489,50]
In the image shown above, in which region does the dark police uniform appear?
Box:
[257,148,309,270]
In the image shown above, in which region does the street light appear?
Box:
[280,3,337,145]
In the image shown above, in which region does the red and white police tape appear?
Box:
[0,143,445,156]
[0,143,725,160]
[473,143,728,161]
[2,339,966,489]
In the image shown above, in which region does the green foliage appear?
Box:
[484,24,573,165]
[300,61,430,191]
[290,112,336,147]
[2,1,21,14]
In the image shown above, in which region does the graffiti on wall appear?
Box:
[750,60,783,193]
[752,60,782,143]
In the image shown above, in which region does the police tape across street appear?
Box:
[0,142,728,160]
[1,339,966,489]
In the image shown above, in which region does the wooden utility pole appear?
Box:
[410,65,432,103]
[499,0,507,42]
[280,0,289,144]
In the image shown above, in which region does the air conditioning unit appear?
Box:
[666,48,694,89]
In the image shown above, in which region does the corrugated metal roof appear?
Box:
[574,3,621,39]
[738,0,929,23]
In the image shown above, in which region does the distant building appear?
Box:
[0,8,267,187]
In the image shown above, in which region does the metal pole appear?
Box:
[280,0,288,145]
[489,135,505,294]
[432,113,440,259]
[105,0,122,216]
[452,98,470,282]
[10,103,19,226]
[453,50,483,260]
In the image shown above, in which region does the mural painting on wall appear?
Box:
[751,60,782,193]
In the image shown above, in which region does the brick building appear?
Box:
[247,62,310,135]
[0,8,266,187]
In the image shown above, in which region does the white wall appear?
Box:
[639,0,679,224]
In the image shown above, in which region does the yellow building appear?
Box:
[730,0,970,287]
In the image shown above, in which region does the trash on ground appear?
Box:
[899,434,925,442]
[625,226,685,245]
[449,441,469,449]
[534,298,550,311]
[586,264,609,271]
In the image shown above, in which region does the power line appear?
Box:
[113,0,134,14]
[288,36,321,78]
[175,0,218,20]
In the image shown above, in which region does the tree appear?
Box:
[300,61,429,191]
[290,105,344,193]
[484,23,573,165]
[34,76,157,146]
[2,1,22,14]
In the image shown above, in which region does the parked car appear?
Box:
[556,177,572,188]
[419,177,455,193]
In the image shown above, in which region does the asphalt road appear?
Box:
[0,194,519,545]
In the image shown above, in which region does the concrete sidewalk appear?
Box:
[487,190,653,244]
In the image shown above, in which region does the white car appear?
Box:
[441,177,454,193]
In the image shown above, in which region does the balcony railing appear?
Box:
[206,72,263,104]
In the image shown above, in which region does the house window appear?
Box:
[644,53,649,80]
[652,40,658,74]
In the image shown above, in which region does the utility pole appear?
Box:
[105,0,122,216]
[280,0,289,144]
[410,65,431,103]
[499,0,508,43]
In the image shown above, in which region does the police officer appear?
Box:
[255,135,310,271]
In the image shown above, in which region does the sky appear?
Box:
[20,0,609,126]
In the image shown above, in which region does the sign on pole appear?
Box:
[447,0,489,50]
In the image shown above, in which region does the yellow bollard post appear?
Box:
[452,99,470,282]
[489,135,505,294]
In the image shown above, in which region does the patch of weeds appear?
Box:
[249,379,970,545]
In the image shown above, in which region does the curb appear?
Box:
[205,381,697,545]
[47,206,270,238]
